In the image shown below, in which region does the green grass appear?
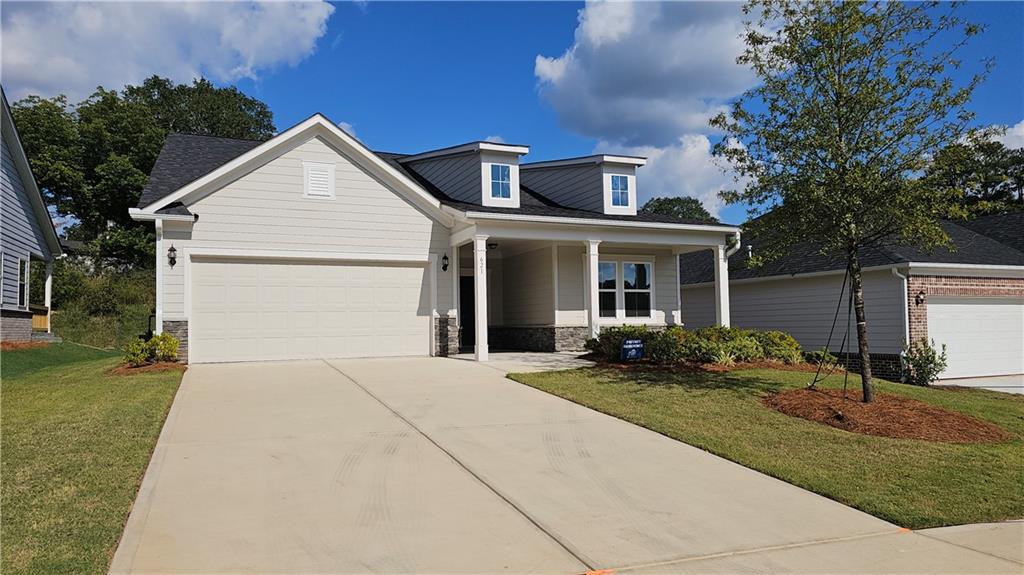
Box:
[1,343,183,575]
[511,367,1024,529]
[51,304,153,350]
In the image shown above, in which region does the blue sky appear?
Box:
[4,1,1022,225]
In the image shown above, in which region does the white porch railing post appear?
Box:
[585,239,601,338]
[473,235,489,361]
[713,244,730,327]
[44,260,53,333]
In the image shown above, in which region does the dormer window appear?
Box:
[611,175,629,207]
[491,164,512,199]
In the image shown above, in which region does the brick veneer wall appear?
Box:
[1,309,33,342]
[906,275,1024,344]
[833,352,904,382]
[162,320,189,363]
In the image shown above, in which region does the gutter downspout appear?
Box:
[891,266,909,382]
[726,230,742,257]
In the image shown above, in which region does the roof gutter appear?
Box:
[128,208,196,223]
[462,210,741,234]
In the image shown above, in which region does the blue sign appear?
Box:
[621,339,645,361]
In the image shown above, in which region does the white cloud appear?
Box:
[597,135,745,217]
[484,135,506,143]
[535,1,755,217]
[1,1,334,101]
[535,1,755,147]
[337,121,358,139]
[993,120,1024,149]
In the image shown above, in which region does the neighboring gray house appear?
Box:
[1,87,60,341]
[680,215,1024,388]
[130,114,740,364]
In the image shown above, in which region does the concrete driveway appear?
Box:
[111,358,1022,574]
[940,374,1024,395]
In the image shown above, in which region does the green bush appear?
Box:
[806,348,839,368]
[585,325,651,360]
[903,339,947,386]
[149,333,180,362]
[751,331,803,364]
[680,337,722,363]
[122,339,150,367]
[647,326,687,363]
[120,333,180,366]
[724,337,764,362]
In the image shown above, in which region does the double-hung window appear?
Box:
[18,258,28,308]
[596,259,653,319]
[598,262,618,317]
[623,262,652,317]
[491,164,511,199]
[611,175,629,207]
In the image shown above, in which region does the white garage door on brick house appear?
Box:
[926,297,1024,380]
[189,257,432,363]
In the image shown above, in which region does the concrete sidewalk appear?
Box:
[111,358,1022,574]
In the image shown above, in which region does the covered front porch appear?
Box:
[446,216,738,361]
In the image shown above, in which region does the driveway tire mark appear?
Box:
[323,360,595,571]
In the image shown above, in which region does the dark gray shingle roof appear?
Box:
[957,212,1024,254]
[679,219,1024,285]
[137,133,264,208]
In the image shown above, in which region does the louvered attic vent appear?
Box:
[303,161,335,199]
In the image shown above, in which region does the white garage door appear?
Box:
[189,258,431,363]
[927,297,1024,379]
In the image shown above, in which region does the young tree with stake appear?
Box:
[712,0,987,402]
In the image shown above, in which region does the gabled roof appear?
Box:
[136,125,733,230]
[679,219,1024,285]
[958,212,1024,254]
[1,87,61,256]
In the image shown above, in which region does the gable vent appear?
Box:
[303,161,335,199]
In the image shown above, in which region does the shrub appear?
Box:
[724,337,764,362]
[680,337,723,363]
[149,333,180,362]
[903,339,947,386]
[585,325,650,361]
[647,326,687,364]
[805,348,839,369]
[751,331,803,364]
[120,333,180,366]
[122,339,150,367]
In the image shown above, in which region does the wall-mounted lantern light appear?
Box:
[168,245,177,268]
[914,290,926,306]
[441,253,449,272]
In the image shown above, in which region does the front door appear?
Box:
[459,275,475,351]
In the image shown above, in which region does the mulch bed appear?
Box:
[109,362,186,376]
[596,358,829,374]
[1,341,49,351]
[763,387,1011,443]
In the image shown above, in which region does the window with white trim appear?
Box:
[490,164,511,199]
[18,258,28,308]
[598,262,617,317]
[611,175,629,207]
[303,161,335,199]
[623,262,652,317]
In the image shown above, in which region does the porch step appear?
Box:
[31,332,62,343]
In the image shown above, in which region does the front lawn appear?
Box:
[510,367,1024,529]
[1,343,184,575]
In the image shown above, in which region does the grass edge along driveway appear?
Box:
[1,343,184,575]
[510,367,1024,529]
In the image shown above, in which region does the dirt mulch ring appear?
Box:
[764,387,1011,443]
[109,362,186,376]
[596,358,829,374]
[1,341,49,351]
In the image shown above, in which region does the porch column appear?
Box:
[713,244,730,327]
[585,239,601,338]
[44,260,53,333]
[473,235,489,361]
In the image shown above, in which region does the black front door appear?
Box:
[459,275,475,351]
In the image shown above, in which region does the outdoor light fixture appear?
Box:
[168,245,177,268]
[441,253,449,271]
[915,290,926,306]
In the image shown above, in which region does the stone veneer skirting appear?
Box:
[434,314,458,357]
[486,326,591,352]
[1,309,33,342]
[162,320,189,363]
